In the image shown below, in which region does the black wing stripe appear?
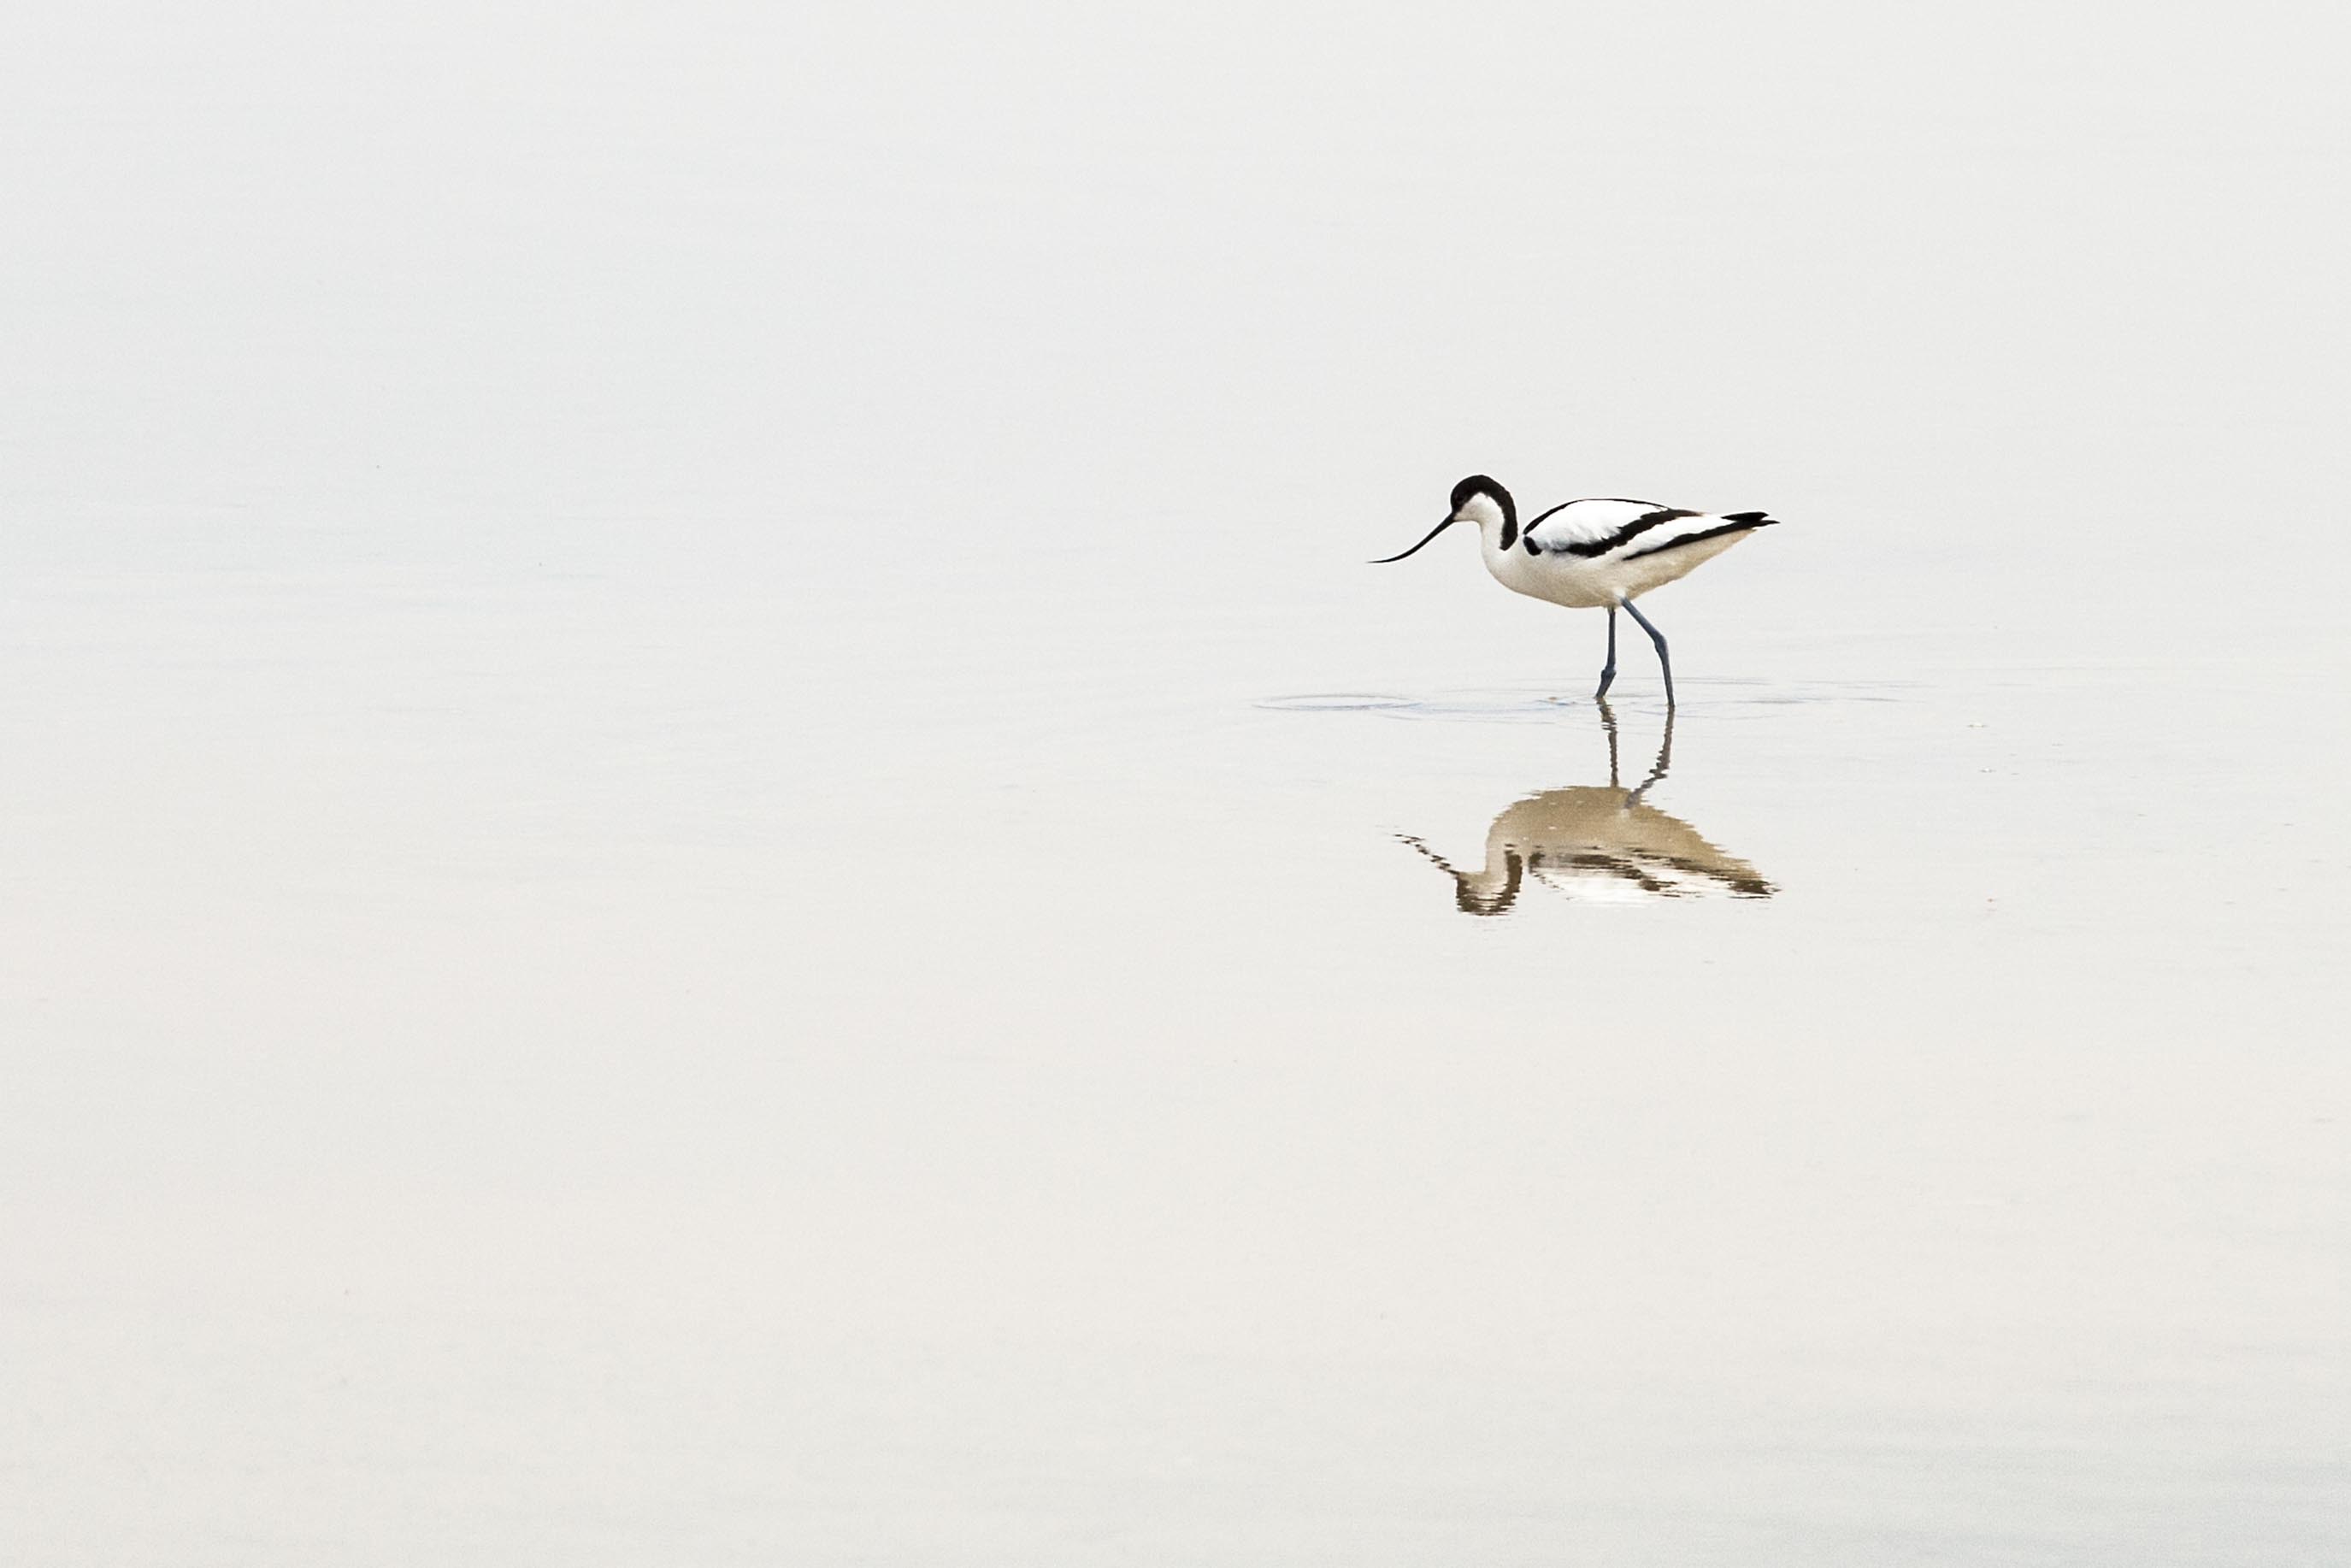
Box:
[1524,498,1663,528]
[1534,505,1700,558]
[1622,516,1777,560]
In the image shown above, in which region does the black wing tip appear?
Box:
[1721,510,1777,526]
[1621,516,1785,560]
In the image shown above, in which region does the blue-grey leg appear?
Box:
[1594,607,1618,699]
[1618,596,1674,708]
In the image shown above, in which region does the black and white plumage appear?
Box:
[1376,475,1779,704]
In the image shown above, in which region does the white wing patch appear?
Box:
[1519,498,1670,554]
[1520,500,1773,562]
[1486,496,1779,611]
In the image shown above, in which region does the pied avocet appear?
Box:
[1376,475,1779,704]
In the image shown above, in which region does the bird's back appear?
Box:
[1487,499,1778,608]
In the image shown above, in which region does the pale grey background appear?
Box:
[5,1,2347,1562]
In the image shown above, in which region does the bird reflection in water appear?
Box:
[1400,703,1775,914]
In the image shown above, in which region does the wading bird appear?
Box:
[1376,475,1778,705]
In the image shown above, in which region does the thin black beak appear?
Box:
[1370,515,1457,564]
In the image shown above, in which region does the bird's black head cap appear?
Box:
[1372,474,1518,564]
[1449,475,1512,520]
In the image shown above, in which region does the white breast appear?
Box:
[1482,508,1767,609]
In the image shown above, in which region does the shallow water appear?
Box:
[6,2,2350,1562]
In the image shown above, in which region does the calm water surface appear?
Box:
[5,2,2348,1562]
